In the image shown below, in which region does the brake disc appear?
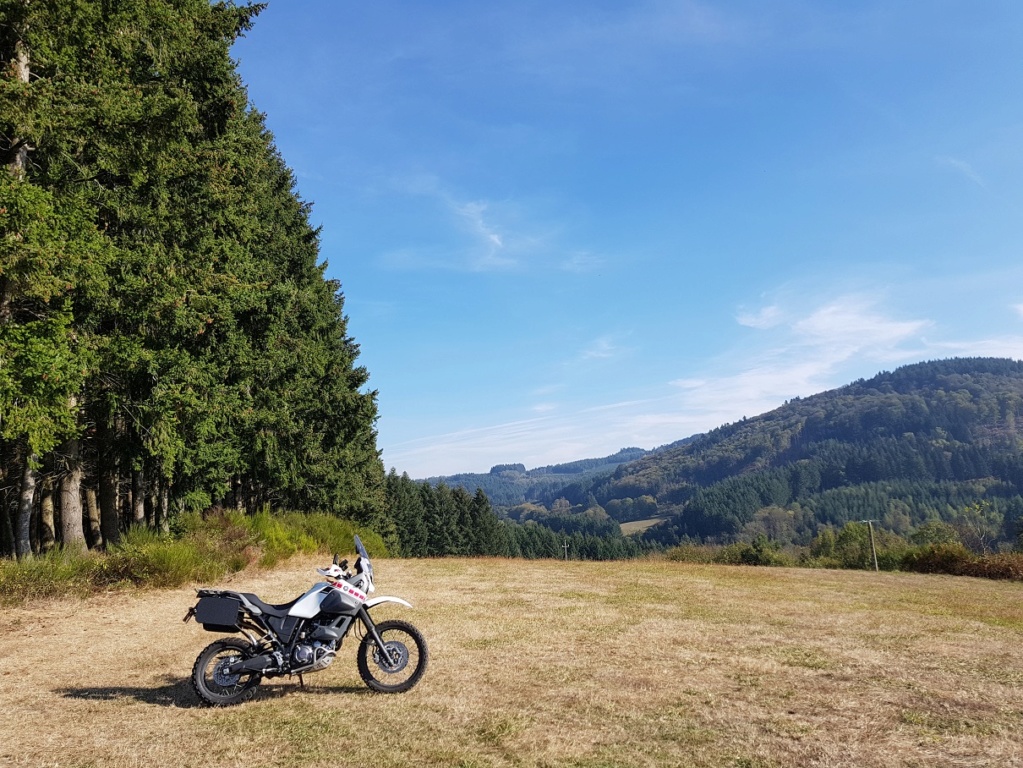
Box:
[374,641,409,673]
[212,656,242,687]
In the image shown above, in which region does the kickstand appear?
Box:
[298,674,304,688]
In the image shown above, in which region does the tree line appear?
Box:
[1,1,384,558]
[384,471,646,561]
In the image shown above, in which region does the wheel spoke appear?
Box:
[191,639,261,706]
[357,620,428,693]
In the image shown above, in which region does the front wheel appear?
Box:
[357,619,429,693]
[191,637,262,706]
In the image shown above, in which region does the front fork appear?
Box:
[357,606,398,667]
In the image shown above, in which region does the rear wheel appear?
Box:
[191,638,262,706]
[357,619,428,693]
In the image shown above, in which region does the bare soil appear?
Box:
[2,556,1022,767]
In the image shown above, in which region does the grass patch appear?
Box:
[619,517,663,536]
[0,510,380,604]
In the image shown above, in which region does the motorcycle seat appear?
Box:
[241,593,301,618]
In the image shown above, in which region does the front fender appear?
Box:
[365,595,412,610]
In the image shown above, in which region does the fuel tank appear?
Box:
[288,581,367,618]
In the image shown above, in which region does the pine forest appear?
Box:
[0,1,385,556]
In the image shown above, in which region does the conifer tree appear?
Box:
[1,0,385,554]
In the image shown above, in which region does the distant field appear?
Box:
[3,556,1023,767]
[619,517,663,535]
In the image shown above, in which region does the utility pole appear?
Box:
[562,540,570,560]
[860,520,879,571]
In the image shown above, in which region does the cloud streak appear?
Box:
[937,155,987,189]
[790,296,930,363]
[380,176,593,274]
[736,304,783,329]
[451,200,517,271]
[579,336,620,361]
[384,291,948,476]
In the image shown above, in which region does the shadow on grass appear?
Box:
[58,675,371,708]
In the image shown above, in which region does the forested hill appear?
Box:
[570,358,1023,547]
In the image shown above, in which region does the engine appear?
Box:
[291,641,336,673]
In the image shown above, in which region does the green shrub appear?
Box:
[0,510,387,604]
[910,520,961,547]
[0,548,100,603]
[875,547,909,571]
[665,544,718,564]
[97,527,232,588]
[903,545,1023,581]
[247,511,306,568]
[714,536,795,567]
[827,522,908,571]
[901,543,976,576]
[281,512,389,558]
[798,554,843,569]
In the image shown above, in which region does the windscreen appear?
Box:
[353,535,374,592]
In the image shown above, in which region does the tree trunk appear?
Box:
[1,11,30,326]
[85,486,102,549]
[146,486,156,528]
[39,474,56,552]
[132,471,146,526]
[16,456,37,559]
[122,481,131,532]
[1,494,14,558]
[58,438,87,553]
[157,480,170,534]
[99,464,120,546]
[7,13,30,174]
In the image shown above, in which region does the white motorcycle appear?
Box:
[184,535,427,705]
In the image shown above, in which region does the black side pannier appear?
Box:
[193,595,242,633]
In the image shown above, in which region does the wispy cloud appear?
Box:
[736,304,784,329]
[384,292,943,476]
[376,190,518,272]
[937,155,987,189]
[579,336,620,361]
[1014,303,1023,320]
[382,176,587,274]
[790,295,930,363]
[451,200,516,271]
[384,416,591,477]
[926,337,1023,359]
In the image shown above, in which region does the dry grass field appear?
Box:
[2,556,1023,768]
[618,518,663,536]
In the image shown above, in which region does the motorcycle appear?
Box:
[183,535,428,705]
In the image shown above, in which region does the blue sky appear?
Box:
[232,1,1023,478]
